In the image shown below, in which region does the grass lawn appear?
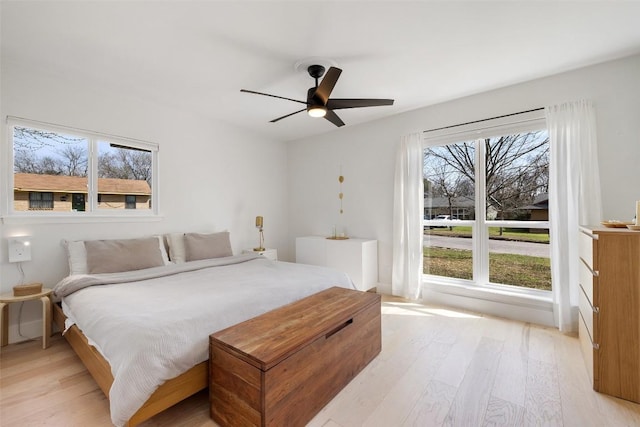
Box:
[424,246,551,291]
[426,226,550,243]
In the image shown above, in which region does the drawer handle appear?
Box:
[593,343,600,350]
[579,257,599,277]
[325,318,353,339]
[593,306,599,314]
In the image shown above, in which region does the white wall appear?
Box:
[0,62,288,342]
[3,51,639,338]
[288,54,640,301]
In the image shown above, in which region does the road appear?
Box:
[425,235,550,258]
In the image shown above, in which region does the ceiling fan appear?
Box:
[240,65,394,127]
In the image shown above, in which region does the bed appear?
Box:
[52,233,355,427]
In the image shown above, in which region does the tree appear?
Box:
[13,126,87,176]
[424,131,549,220]
[485,132,549,217]
[424,142,475,220]
[98,146,152,184]
[13,127,84,152]
[13,127,151,185]
[59,145,88,176]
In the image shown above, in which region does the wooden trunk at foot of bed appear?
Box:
[53,303,208,426]
[209,287,382,427]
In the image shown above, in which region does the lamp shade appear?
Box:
[255,216,263,228]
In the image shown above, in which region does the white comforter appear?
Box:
[53,254,354,426]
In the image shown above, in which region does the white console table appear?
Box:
[295,236,378,292]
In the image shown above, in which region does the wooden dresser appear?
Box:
[578,225,640,403]
[209,287,381,427]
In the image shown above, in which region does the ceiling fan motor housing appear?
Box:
[307,87,323,105]
[307,64,326,80]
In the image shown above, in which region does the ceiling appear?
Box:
[2,1,640,142]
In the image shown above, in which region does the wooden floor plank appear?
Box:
[527,325,557,364]
[524,358,563,426]
[432,316,483,388]
[491,347,528,407]
[2,297,640,427]
[361,340,452,426]
[443,337,504,426]
[482,396,525,427]
[402,379,457,426]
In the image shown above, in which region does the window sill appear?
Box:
[1,213,164,225]
[423,277,552,310]
[422,277,555,326]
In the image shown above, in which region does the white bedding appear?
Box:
[54,254,354,426]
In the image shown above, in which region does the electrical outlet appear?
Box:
[8,237,31,263]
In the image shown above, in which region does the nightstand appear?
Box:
[243,248,278,261]
[0,288,52,349]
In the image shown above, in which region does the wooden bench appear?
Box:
[209,286,381,427]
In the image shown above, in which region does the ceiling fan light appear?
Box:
[307,105,327,118]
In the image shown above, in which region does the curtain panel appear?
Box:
[546,99,602,332]
[392,133,424,300]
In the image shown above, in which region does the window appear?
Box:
[28,192,53,210]
[97,141,152,211]
[125,195,136,209]
[7,118,159,217]
[423,114,550,293]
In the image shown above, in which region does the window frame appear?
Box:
[422,110,551,298]
[4,116,160,221]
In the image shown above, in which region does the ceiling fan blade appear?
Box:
[313,67,342,104]
[326,98,394,110]
[270,108,306,123]
[241,89,308,105]
[324,109,345,127]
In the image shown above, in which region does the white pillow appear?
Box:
[63,236,170,275]
[64,240,88,275]
[167,233,186,264]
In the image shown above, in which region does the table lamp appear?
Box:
[254,216,265,251]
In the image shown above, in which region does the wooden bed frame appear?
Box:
[52,302,208,427]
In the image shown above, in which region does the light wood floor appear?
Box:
[2,297,640,427]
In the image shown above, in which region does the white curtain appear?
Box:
[546,100,602,332]
[392,133,424,300]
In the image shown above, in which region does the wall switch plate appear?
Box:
[8,236,31,263]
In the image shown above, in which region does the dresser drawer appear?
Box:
[579,229,596,269]
[578,312,595,387]
[579,284,596,340]
[579,257,596,304]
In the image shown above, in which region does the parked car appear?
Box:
[434,214,453,220]
[425,214,458,229]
